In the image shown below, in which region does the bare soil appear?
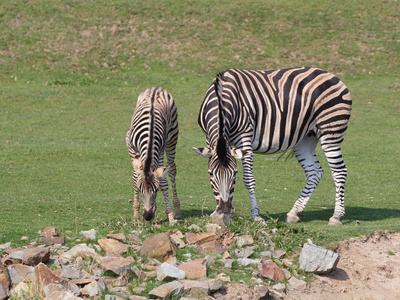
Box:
[212,230,400,300]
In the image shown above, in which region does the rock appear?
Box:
[255,285,269,297]
[79,229,98,240]
[98,239,129,255]
[201,278,223,292]
[104,275,129,289]
[238,258,261,266]
[236,235,254,248]
[272,250,286,259]
[80,280,105,297]
[41,227,58,238]
[205,223,223,235]
[170,233,186,248]
[44,291,83,300]
[126,234,142,245]
[185,232,217,245]
[10,277,35,299]
[59,267,81,280]
[40,237,65,245]
[0,263,10,300]
[211,213,230,227]
[287,276,307,291]
[3,247,50,266]
[107,233,126,242]
[180,279,209,295]
[259,260,286,282]
[235,247,255,258]
[140,233,176,262]
[148,280,184,299]
[178,258,207,279]
[197,240,225,255]
[0,243,11,250]
[77,250,104,264]
[222,251,231,259]
[101,256,133,276]
[299,243,339,274]
[61,244,95,260]
[7,264,34,285]
[34,263,65,298]
[129,295,147,300]
[157,263,186,281]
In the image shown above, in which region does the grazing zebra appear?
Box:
[193,67,352,225]
[126,87,181,223]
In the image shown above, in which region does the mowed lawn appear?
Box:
[1,0,399,247]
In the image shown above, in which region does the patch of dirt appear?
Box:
[209,230,400,300]
[286,230,400,300]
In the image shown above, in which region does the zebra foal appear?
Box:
[126,87,181,223]
[193,67,352,225]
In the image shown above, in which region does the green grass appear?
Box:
[1,0,399,253]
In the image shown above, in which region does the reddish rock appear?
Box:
[197,240,225,255]
[178,258,207,279]
[259,260,286,282]
[140,233,177,262]
[107,233,126,242]
[80,280,104,297]
[40,237,65,245]
[41,227,58,238]
[185,232,217,245]
[34,263,64,298]
[0,263,11,300]
[98,239,129,255]
[3,247,50,266]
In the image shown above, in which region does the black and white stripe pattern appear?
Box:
[194,67,352,225]
[126,87,181,223]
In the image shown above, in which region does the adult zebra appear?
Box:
[126,87,181,223]
[193,67,352,225]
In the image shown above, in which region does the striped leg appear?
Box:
[158,157,174,223]
[166,133,181,220]
[132,172,140,220]
[242,152,261,219]
[321,143,347,226]
[287,134,324,223]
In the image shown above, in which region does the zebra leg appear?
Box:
[242,153,261,220]
[132,172,140,220]
[165,137,181,219]
[159,175,174,223]
[166,162,181,219]
[287,134,323,223]
[320,143,347,226]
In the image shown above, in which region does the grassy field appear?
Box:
[1,0,399,250]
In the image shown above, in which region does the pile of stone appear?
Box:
[0,222,339,300]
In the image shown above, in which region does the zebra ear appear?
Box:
[132,155,143,173]
[192,147,214,158]
[154,167,169,178]
[230,148,250,160]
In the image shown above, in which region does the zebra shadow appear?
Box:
[267,206,400,224]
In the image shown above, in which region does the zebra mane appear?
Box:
[144,89,156,178]
[214,72,228,166]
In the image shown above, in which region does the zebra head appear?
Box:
[132,154,169,221]
[193,144,245,219]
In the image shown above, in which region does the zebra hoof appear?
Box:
[328,217,342,226]
[286,212,300,223]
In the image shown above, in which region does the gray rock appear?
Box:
[148,280,184,299]
[299,243,339,274]
[157,263,186,281]
[79,229,98,240]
